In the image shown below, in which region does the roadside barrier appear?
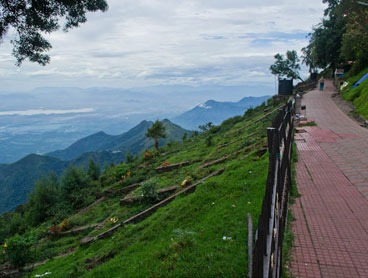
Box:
[251,100,294,277]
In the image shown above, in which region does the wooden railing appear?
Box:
[251,100,294,277]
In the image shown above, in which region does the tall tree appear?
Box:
[146,120,166,151]
[26,173,60,225]
[87,159,100,181]
[270,50,303,81]
[302,0,364,71]
[0,0,108,65]
[61,166,90,209]
[340,2,368,73]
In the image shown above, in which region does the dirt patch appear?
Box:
[85,251,116,271]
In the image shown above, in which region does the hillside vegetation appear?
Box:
[0,120,189,214]
[341,67,368,120]
[0,98,283,277]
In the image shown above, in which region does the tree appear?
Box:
[0,0,108,65]
[146,120,166,151]
[87,159,100,181]
[301,0,363,71]
[270,50,304,82]
[198,122,214,133]
[61,166,90,210]
[340,4,368,73]
[26,173,60,225]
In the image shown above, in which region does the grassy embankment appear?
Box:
[3,98,288,277]
[341,67,368,120]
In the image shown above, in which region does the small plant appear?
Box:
[59,219,70,231]
[110,217,119,224]
[144,150,155,161]
[162,161,170,167]
[140,179,159,204]
[181,176,192,187]
[49,225,62,237]
[125,151,135,163]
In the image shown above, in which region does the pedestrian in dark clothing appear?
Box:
[319,77,325,91]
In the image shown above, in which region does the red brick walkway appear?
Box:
[290,80,368,277]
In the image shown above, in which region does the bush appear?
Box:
[140,179,159,204]
[4,234,35,267]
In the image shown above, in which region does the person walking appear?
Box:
[319,76,325,91]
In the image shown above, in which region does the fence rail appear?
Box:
[251,99,295,278]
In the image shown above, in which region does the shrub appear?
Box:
[125,151,135,163]
[144,150,155,161]
[205,135,214,147]
[140,179,159,204]
[87,159,100,181]
[4,234,35,267]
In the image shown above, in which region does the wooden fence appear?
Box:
[251,100,295,277]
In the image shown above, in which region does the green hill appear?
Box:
[0,154,69,213]
[0,120,190,214]
[48,119,190,161]
[0,98,281,277]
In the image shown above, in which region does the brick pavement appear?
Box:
[289,80,368,277]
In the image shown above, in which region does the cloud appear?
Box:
[0,0,326,91]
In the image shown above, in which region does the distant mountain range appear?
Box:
[0,119,189,214]
[172,96,270,130]
[47,119,186,161]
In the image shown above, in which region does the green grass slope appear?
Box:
[342,67,368,119]
[2,99,284,277]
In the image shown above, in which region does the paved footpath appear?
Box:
[289,79,368,278]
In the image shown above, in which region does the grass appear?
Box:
[19,98,286,277]
[342,67,368,120]
[282,143,300,277]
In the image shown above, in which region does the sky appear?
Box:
[0,0,326,92]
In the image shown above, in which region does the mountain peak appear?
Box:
[172,95,270,130]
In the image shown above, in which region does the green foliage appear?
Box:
[341,9,368,73]
[125,151,135,164]
[140,179,159,204]
[270,50,303,81]
[61,166,92,210]
[205,134,214,147]
[0,0,108,65]
[198,122,214,132]
[87,159,100,181]
[182,132,188,141]
[146,120,167,150]
[3,233,36,267]
[0,212,27,244]
[342,67,368,119]
[26,173,61,226]
[0,98,288,276]
[303,0,368,72]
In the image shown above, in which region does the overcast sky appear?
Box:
[0,0,326,91]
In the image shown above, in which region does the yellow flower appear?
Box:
[3,243,7,248]
[110,217,119,223]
